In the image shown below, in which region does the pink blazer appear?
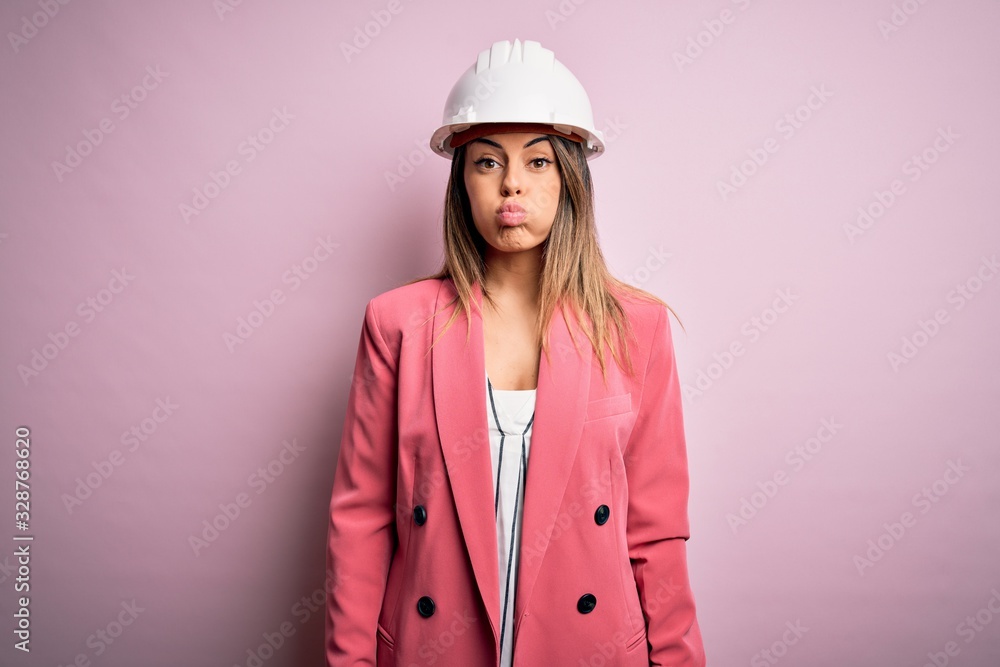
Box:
[325,277,705,666]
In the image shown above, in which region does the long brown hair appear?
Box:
[403,134,684,384]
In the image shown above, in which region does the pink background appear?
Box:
[2,1,999,665]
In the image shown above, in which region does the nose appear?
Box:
[501,163,523,197]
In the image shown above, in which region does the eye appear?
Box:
[473,157,500,170]
[531,157,554,168]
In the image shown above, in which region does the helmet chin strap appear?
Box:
[449,122,584,150]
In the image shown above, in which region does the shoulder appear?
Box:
[365,277,447,335]
[610,284,671,334]
[605,285,679,371]
[369,277,444,311]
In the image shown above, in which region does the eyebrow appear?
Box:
[469,136,552,152]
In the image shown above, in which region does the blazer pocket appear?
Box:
[585,393,632,422]
[625,624,647,652]
[376,621,395,649]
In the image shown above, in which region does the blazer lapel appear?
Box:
[431,277,593,642]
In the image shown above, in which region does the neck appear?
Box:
[482,246,542,306]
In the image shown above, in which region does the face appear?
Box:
[463,132,562,261]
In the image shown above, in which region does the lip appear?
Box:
[498,201,526,226]
[498,211,526,226]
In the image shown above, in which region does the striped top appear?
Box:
[485,369,535,667]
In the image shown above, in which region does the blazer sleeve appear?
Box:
[325,298,399,666]
[625,306,706,666]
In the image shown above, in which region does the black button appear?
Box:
[417,596,435,617]
[577,593,597,614]
[414,505,427,525]
[594,505,610,525]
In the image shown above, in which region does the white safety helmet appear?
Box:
[429,39,605,161]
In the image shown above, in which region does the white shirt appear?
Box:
[485,369,535,667]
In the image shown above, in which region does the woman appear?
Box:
[326,38,706,666]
